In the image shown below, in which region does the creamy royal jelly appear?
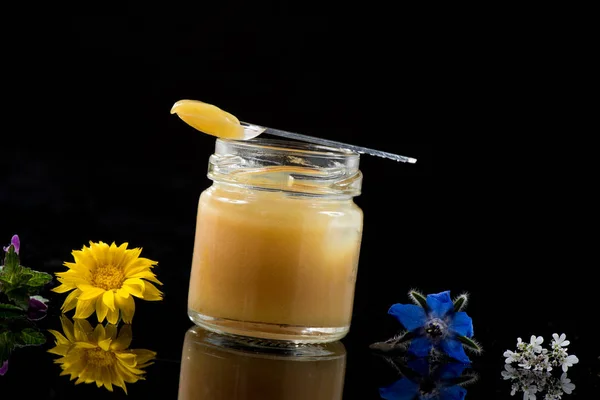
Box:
[187,138,363,342]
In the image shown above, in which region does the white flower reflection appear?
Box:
[502,364,576,400]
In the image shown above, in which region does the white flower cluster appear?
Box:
[502,364,575,400]
[504,334,579,373]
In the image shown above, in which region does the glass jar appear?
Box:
[188,138,363,343]
[178,326,347,400]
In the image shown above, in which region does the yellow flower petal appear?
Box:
[142,282,163,301]
[47,343,72,356]
[77,285,105,301]
[93,324,106,343]
[74,299,96,319]
[116,292,135,323]
[112,365,128,394]
[128,270,163,285]
[110,325,132,351]
[98,338,112,352]
[130,349,156,366]
[103,290,116,311]
[122,279,145,298]
[102,367,113,392]
[115,352,137,367]
[61,289,81,313]
[74,342,97,349]
[96,295,108,323]
[116,288,130,299]
[126,263,158,277]
[123,278,145,289]
[74,319,94,341]
[106,306,120,325]
[72,250,96,270]
[59,316,77,342]
[48,329,69,345]
[105,324,118,340]
[121,247,143,269]
[52,283,76,293]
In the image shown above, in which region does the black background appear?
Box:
[1,7,598,399]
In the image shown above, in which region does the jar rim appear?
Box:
[216,137,360,161]
[209,137,362,197]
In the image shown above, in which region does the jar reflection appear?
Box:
[178,326,346,399]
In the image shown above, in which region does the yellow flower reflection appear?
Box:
[48,315,156,394]
[53,241,163,324]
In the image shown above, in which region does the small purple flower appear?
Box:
[27,296,49,321]
[0,360,8,376]
[3,235,20,255]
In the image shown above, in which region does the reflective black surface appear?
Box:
[2,13,599,399]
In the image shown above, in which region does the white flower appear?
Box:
[561,354,579,372]
[530,335,544,353]
[559,373,575,394]
[502,364,518,380]
[511,384,518,396]
[551,333,570,348]
[519,360,532,370]
[523,385,537,400]
[505,350,520,364]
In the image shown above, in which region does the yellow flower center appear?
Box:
[86,348,115,367]
[92,264,125,290]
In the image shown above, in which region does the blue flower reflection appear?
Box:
[380,360,469,400]
[388,291,474,363]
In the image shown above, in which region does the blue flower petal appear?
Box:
[407,358,430,377]
[440,339,470,363]
[426,291,454,318]
[408,336,433,357]
[437,363,469,381]
[449,312,474,338]
[379,378,420,400]
[388,304,427,331]
[439,385,467,400]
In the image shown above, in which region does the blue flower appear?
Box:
[0,360,7,376]
[379,361,469,400]
[388,291,474,363]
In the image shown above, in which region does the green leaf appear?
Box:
[408,290,428,310]
[0,303,23,311]
[16,329,46,347]
[0,331,15,362]
[2,246,20,273]
[0,303,25,319]
[24,269,52,288]
[4,290,30,310]
[0,268,17,286]
[457,335,482,353]
[369,331,415,353]
[453,294,469,312]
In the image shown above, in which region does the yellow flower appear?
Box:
[53,241,162,324]
[48,315,156,394]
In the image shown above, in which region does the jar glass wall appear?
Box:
[188,138,363,343]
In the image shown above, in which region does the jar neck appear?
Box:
[211,182,358,201]
[207,138,362,198]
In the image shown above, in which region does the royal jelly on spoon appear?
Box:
[171,99,416,163]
